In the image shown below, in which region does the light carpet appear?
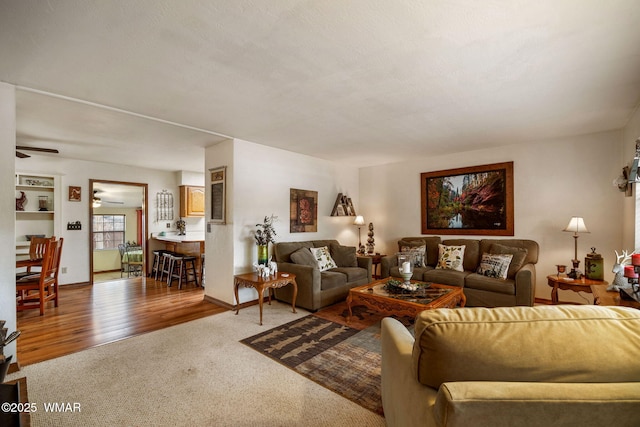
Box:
[6,302,385,427]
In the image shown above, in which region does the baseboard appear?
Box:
[203,295,270,311]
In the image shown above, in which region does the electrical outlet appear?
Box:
[166,223,171,228]
[62,267,67,274]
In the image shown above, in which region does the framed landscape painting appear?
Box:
[420,161,514,236]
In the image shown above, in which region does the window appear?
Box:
[93,214,125,250]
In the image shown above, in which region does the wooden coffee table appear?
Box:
[346,279,466,321]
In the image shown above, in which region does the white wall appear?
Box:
[0,83,17,358]
[204,139,360,306]
[360,131,624,303]
[92,206,139,272]
[15,156,184,284]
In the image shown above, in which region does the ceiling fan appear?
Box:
[16,145,59,158]
[93,190,124,207]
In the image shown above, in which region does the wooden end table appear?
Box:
[346,279,465,322]
[234,272,297,325]
[591,284,640,309]
[362,253,386,279]
[546,274,608,304]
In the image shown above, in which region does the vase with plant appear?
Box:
[254,214,277,265]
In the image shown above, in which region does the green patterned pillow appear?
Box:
[436,244,465,272]
[476,253,513,279]
[309,246,338,272]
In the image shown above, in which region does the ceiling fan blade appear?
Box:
[16,151,30,158]
[16,146,59,154]
[104,200,125,204]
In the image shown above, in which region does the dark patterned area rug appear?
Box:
[240,302,413,415]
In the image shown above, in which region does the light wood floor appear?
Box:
[16,276,227,366]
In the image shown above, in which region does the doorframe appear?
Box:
[89,179,149,284]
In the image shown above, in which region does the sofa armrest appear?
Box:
[381,318,437,427]
[514,263,536,306]
[435,381,640,427]
[357,256,373,282]
[380,255,397,279]
[276,262,321,310]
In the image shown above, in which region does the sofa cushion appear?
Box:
[290,247,317,267]
[329,243,358,267]
[320,270,348,290]
[489,243,528,279]
[412,305,640,389]
[399,245,427,268]
[330,267,368,282]
[480,239,539,265]
[275,241,313,263]
[476,253,513,279]
[423,268,469,287]
[436,244,465,272]
[391,266,434,280]
[465,273,515,295]
[401,236,441,267]
[443,239,481,271]
[309,246,338,271]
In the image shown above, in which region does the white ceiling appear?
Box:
[2,1,640,172]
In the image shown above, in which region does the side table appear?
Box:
[547,275,608,304]
[362,253,386,279]
[234,272,297,325]
[591,284,640,309]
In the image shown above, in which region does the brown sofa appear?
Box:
[381,305,640,427]
[380,236,539,307]
[272,239,372,311]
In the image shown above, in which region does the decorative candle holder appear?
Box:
[397,253,414,285]
[556,264,566,278]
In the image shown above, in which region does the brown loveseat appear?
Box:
[272,239,372,311]
[381,305,640,427]
[380,237,539,307]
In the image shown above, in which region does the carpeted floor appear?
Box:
[6,302,386,427]
[241,302,413,415]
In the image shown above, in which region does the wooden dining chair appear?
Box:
[16,237,64,315]
[16,236,55,279]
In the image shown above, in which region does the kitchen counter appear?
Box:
[153,233,204,243]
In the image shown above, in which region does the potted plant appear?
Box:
[254,215,277,265]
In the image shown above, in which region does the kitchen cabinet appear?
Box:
[179,186,205,217]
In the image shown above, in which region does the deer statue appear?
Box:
[610,250,637,291]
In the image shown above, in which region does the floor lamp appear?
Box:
[354,215,365,255]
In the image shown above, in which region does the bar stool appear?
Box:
[152,250,174,281]
[158,252,176,283]
[168,255,199,289]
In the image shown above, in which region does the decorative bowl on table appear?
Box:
[384,279,430,294]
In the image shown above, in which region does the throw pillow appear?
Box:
[490,243,528,279]
[399,245,427,268]
[309,246,338,272]
[330,243,358,267]
[397,239,426,252]
[436,244,466,272]
[476,253,514,280]
[290,247,317,267]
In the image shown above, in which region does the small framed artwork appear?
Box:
[420,161,514,236]
[209,166,226,224]
[290,188,318,232]
[68,186,81,202]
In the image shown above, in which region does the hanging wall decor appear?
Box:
[330,193,356,216]
[421,161,514,236]
[209,166,226,224]
[290,188,318,232]
[156,189,174,221]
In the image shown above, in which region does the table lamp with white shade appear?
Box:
[563,216,589,279]
[354,215,365,255]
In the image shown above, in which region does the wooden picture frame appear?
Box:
[209,166,226,224]
[68,186,81,202]
[290,188,318,232]
[420,161,514,236]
